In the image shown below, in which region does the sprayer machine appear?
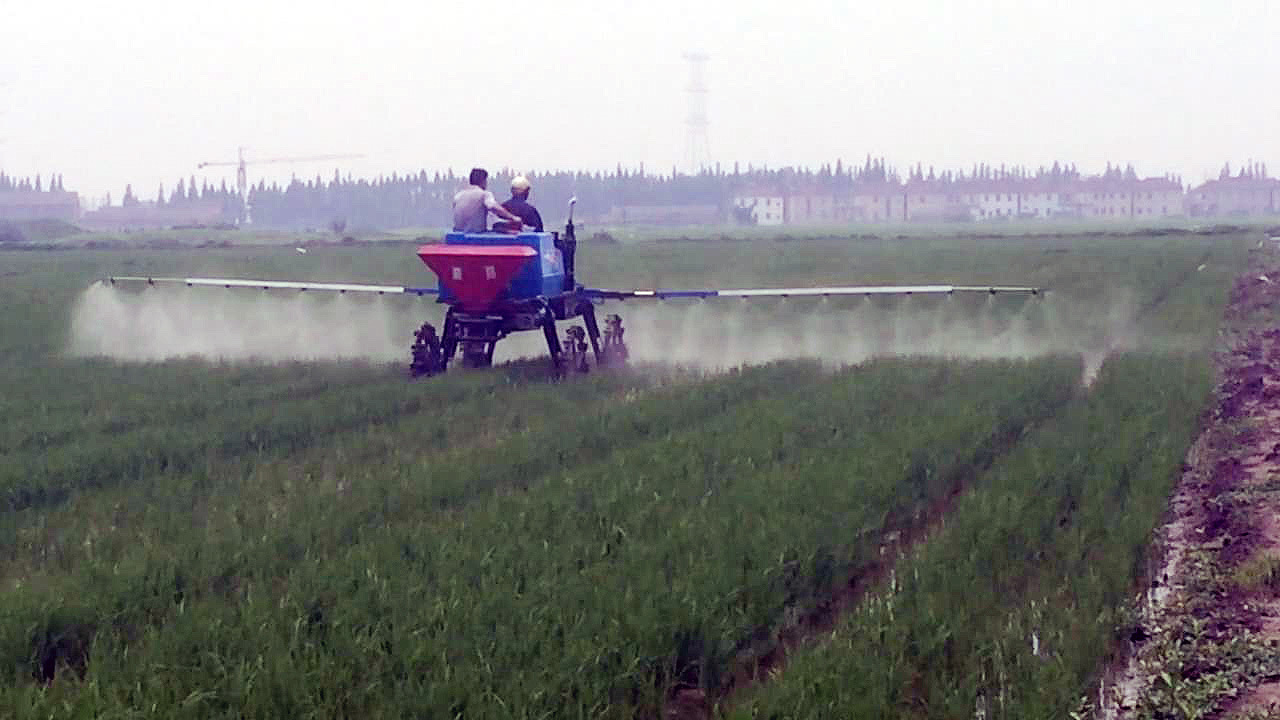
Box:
[105,198,1045,378]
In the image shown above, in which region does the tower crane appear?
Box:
[197,147,363,225]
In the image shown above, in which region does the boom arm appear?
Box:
[106,276,439,297]
[582,284,1042,300]
[107,276,1040,300]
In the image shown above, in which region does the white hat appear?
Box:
[511,175,531,192]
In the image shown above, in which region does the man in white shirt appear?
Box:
[452,168,523,232]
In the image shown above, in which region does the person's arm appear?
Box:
[530,206,544,231]
[486,192,523,223]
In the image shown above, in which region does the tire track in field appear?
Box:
[667,379,1081,719]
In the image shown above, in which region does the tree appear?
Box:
[157,183,166,206]
[123,184,137,207]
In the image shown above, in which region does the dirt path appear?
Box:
[1094,253,1280,719]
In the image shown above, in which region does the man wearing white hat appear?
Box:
[500,175,544,232]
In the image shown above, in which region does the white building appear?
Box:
[1018,189,1067,218]
[733,194,785,225]
[971,186,1020,220]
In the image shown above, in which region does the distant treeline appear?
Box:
[209,158,1118,230]
[0,172,69,193]
[247,166,734,230]
[3,155,1271,231]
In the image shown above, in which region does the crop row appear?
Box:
[0,356,717,515]
[728,353,1210,718]
[0,360,404,455]
[0,361,800,582]
[1,360,837,699]
[2,361,866,661]
[3,356,1080,717]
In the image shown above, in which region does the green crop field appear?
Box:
[0,228,1258,718]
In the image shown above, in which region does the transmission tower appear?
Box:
[682,52,711,174]
[197,147,362,225]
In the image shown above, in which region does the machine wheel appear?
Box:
[602,314,629,367]
[461,342,493,369]
[409,322,444,378]
[562,325,590,374]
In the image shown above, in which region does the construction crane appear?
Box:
[197,147,363,225]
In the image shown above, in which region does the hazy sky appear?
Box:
[4,0,1277,203]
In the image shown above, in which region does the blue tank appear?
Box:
[439,231,565,303]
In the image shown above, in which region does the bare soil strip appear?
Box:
[1094,254,1280,719]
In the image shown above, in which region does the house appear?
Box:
[850,181,908,223]
[1016,179,1069,219]
[967,181,1021,220]
[732,190,785,225]
[903,180,973,222]
[782,187,837,224]
[1130,178,1185,218]
[1064,178,1131,220]
[1185,177,1279,217]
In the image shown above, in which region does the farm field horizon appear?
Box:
[0,227,1264,718]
